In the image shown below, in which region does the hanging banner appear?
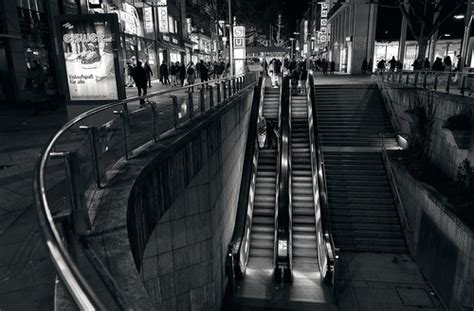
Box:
[58,14,124,104]
[157,0,168,33]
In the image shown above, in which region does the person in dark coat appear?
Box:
[178,62,186,87]
[388,57,397,72]
[432,57,444,71]
[131,61,148,105]
[361,58,368,74]
[144,61,153,87]
[330,61,336,74]
[159,61,170,85]
[199,60,209,83]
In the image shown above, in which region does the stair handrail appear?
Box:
[226,76,265,292]
[307,72,337,284]
[380,133,412,235]
[274,76,292,280]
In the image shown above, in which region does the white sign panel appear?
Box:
[144,7,153,34]
[158,6,168,33]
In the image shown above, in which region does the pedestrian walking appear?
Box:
[377,59,386,73]
[361,58,368,75]
[25,60,47,115]
[170,62,177,86]
[388,57,397,72]
[144,61,153,87]
[199,60,209,83]
[443,56,452,71]
[330,61,336,74]
[160,61,170,85]
[322,59,328,75]
[186,62,196,92]
[178,62,186,87]
[131,61,148,106]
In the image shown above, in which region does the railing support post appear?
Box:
[148,101,158,143]
[434,74,438,91]
[222,81,227,100]
[113,110,131,160]
[209,86,214,108]
[406,73,410,84]
[200,87,206,113]
[446,74,451,93]
[51,151,90,236]
[171,95,180,128]
[423,73,427,88]
[414,72,419,87]
[79,126,104,189]
[216,83,221,104]
[188,92,194,119]
[461,75,466,96]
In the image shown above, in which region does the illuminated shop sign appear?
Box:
[157,0,168,33]
[319,2,328,45]
[59,14,123,102]
[144,7,154,34]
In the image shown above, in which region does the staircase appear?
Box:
[262,87,280,120]
[290,95,318,265]
[315,85,396,148]
[315,84,406,253]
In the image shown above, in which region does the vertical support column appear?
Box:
[209,86,214,108]
[188,92,194,119]
[398,12,408,68]
[216,83,221,104]
[200,87,205,113]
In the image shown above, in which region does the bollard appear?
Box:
[113,110,131,160]
[79,125,104,189]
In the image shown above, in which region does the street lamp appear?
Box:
[289,37,295,60]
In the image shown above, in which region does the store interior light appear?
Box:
[454,15,465,20]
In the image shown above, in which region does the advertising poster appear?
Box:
[59,14,123,102]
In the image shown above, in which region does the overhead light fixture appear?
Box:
[454,15,465,20]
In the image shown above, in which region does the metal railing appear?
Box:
[33,73,257,310]
[226,76,264,289]
[380,133,412,237]
[379,70,474,96]
[307,73,337,285]
[274,77,292,282]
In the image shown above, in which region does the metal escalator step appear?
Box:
[292,206,314,214]
[252,216,274,225]
[293,216,315,224]
[293,248,317,258]
[250,248,273,258]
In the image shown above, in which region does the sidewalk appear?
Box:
[0,106,68,310]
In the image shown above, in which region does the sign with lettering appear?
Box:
[59,14,123,103]
[158,6,169,33]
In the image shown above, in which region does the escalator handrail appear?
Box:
[307,73,337,283]
[274,77,292,273]
[227,76,265,284]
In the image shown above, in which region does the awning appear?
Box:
[157,40,185,53]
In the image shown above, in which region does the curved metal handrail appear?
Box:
[33,74,253,309]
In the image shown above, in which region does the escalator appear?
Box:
[290,95,318,267]
[247,86,280,267]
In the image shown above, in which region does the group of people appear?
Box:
[311,58,337,75]
[374,54,462,73]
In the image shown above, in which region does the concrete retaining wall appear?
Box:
[87,87,255,310]
[390,159,474,310]
[377,82,474,180]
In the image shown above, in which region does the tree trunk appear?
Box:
[417,39,428,63]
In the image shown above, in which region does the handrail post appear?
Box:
[148,101,158,143]
[398,72,403,83]
[406,72,410,84]
[434,74,438,91]
[423,72,427,88]
[188,92,194,119]
[79,125,104,189]
[461,75,466,96]
[216,82,221,104]
[232,78,236,95]
[200,87,206,113]
[222,81,227,100]
[446,74,451,93]
[413,72,419,87]
[113,110,131,160]
[171,95,180,128]
[51,151,90,236]
[209,86,214,108]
